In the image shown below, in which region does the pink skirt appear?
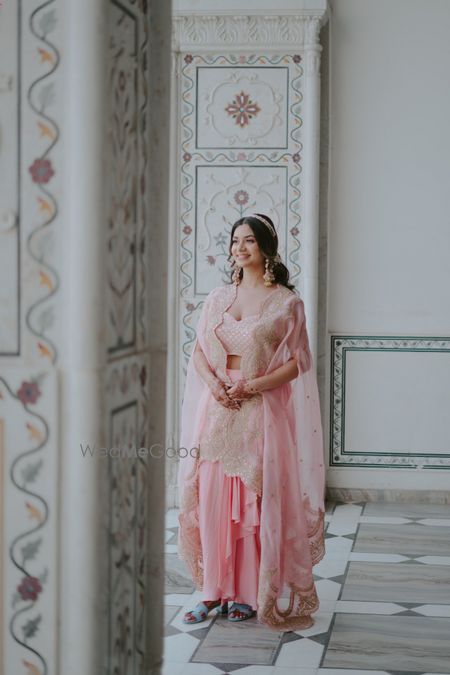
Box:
[198,367,261,609]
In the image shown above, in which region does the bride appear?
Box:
[177,213,325,631]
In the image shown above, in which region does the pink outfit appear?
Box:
[178,283,326,631]
[215,310,260,354]
[199,368,261,609]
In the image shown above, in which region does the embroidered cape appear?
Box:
[178,283,326,631]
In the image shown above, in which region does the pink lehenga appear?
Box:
[178,282,326,631]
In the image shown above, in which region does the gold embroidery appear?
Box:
[200,391,264,494]
[257,566,320,631]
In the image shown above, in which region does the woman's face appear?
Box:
[231,223,264,268]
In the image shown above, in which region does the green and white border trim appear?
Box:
[330,335,450,470]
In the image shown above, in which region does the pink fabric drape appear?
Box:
[178,283,326,631]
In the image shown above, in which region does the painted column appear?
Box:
[302,17,324,359]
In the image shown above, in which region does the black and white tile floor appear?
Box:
[163,501,450,675]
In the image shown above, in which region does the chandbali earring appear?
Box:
[232,260,242,286]
[263,257,276,287]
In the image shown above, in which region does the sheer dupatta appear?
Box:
[178,285,326,631]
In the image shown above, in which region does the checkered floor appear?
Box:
[163,501,450,675]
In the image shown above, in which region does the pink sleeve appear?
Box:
[287,298,313,374]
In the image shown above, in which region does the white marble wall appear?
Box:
[324,0,450,493]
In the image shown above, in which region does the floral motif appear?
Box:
[293,54,302,64]
[28,158,55,184]
[183,152,192,162]
[184,54,193,64]
[206,255,216,266]
[292,152,301,163]
[225,91,261,128]
[17,576,42,602]
[17,381,42,406]
[237,152,247,161]
[290,226,299,236]
[186,302,195,312]
[183,225,192,235]
[234,190,249,206]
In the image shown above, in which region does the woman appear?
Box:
[178,213,325,631]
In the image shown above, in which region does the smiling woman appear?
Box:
[178,214,325,631]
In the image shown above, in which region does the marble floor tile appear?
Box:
[416,556,450,566]
[363,503,450,520]
[294,610,334,638]
[165,591,203,606]
[191,615,282,666]
[326,521,358,536]
[165,553,195,594]
[417,518,450,527]
[353,523,450,556]
[233,667,276,675]
[349,552,409,563]
[335,600,403,615]
[341,561,450,604]
[161,662,185,675]
[166,544,179,554]
[315,579,342,603]
[165,605,182,626]
[322,536,353,559]
[275,637,324,668]
[332,504,363,518]
[322,613,450,672]
[413,604,450,617]
[318,670,389,674]
[166,508,180,528]
[313,557,348,579]
[163,632,200,663]
[172,665,225,674]
[359,516,412,525]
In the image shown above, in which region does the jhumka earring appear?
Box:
[232,261,242,286]
[263,257,276,287]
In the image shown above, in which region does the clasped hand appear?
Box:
[210,377,255,409]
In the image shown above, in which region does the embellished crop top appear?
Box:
[215,310,259,355]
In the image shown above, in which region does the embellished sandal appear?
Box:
[182,600,221,624]
[228,602,256,622]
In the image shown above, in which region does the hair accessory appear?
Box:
[249,214,277,238]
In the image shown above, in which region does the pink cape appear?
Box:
[178,283,326,631]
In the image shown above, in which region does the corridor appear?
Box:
[163,501,450,675]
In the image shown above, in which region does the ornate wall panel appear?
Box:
[0,0,61,364]
[177,51,305,387]
[1,367,58,675]
[104,1,151,673]
[330,335,450,470]
[105,353,149,675]
[106,0,150,357]
[0,1,61,672]
[21,0,61,366]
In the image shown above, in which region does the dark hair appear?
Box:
[227,213,296,291]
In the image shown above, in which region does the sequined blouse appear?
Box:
[215,310,259,355]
